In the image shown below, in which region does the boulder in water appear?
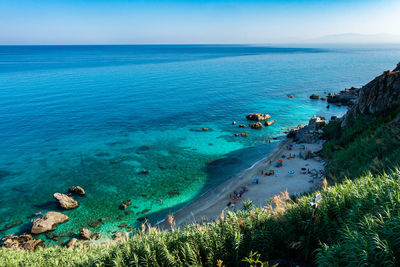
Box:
[68,186,85,196]
[250,122,263,129]
[53,193,78,209]
[246,113,271,121]
[310,94,319,100]
[31,212,70,234]
[264,120,275,126]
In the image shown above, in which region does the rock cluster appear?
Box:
[31,212,70,234]
[54,193,79,209]
[1,234,43,251]
[343,64,400,126]
[246,113,271,121]
[327,87,360,106]
[287,115,326,143]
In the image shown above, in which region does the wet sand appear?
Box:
[157,138,325,228]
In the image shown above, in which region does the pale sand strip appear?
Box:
[158,138,324,229]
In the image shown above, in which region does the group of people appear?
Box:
[227,186,249,208]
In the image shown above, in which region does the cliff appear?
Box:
[342,62,400,126]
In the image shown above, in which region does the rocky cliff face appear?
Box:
[342,62,400,126]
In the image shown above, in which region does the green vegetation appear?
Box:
[323,104,400,182]
[2,107,400,266]
[2,169,400,266]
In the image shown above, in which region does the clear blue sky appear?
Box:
[0,0,399,44]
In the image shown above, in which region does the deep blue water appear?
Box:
[0,45,399,244]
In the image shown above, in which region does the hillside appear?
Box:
[1,63,400,266]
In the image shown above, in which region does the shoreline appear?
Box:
[157,136,325,229]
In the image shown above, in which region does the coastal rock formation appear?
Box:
[287,115,326,143]
[31,212,70,234]
[264,120,275,126]
[287,95,294,98]
[79,228,92,240]
[239,124,246,128]
[240,132,247,137]
[343,63,400,126]
[66,238,77,249]
[327,87,359,106]
[68,186,85,196]
[309,94,319,100]
[1,234,43,251]
[250,122,263,129]
[246,113,271,121]
[53,193,79,209]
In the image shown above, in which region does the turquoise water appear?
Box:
[1,45,400,244]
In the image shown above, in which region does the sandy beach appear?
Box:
[158,138,325,228]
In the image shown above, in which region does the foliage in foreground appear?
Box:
[2,169,400,266]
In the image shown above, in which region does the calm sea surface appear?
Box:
[1,45,399,243]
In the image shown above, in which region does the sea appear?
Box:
[1,45,400,244]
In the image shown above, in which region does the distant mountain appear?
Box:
[306,33,400,44]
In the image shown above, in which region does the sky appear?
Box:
[0,0,400,44]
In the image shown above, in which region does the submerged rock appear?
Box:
[0,220,22,232]
[239,124,246,128]
[250,122,263,129]
[167,189,180,198]
[287,95,295,98]
[31,212,70,234]
[240,132,248,137]
[53,193,79,209]
[309,94,319,100]
[141,209,151,214]
[1,234,43,251]
[119,200,132,210]
[68,186,85,196]
[246,113,271,121]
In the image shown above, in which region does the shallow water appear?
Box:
[0,45,399,244]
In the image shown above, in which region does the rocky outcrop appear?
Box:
[246,113,271,121]
[31,212,70,234]
[68,186,85,196]
[343,63,400,126]
[54,193,78,209]
[79,228,92,240]
[327,87,360,106]
[250,122,263,129]
[287,115,326,143]
[264,120,275,126]
[310,94,319,100]
[1,234,43,251]
[66,238,77,249]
